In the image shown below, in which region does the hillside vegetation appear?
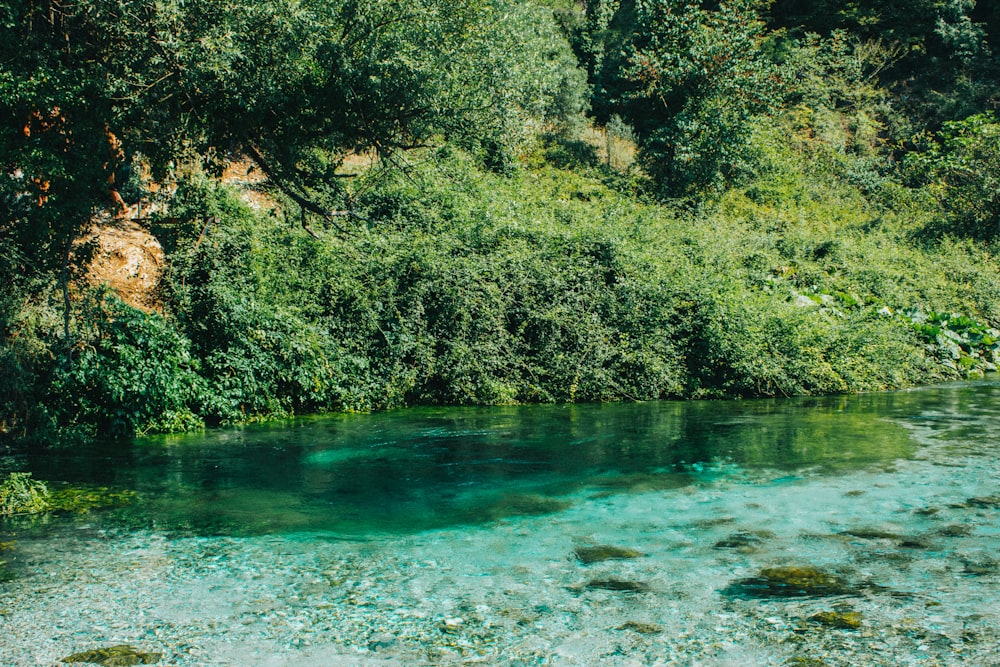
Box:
[2,0,999,446]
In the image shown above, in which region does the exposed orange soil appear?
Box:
[82,220,164,313]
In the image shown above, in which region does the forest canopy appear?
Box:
[2,0,1000,446]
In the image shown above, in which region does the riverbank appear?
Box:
[4,143,1000,450]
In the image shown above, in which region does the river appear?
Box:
[2,379,999,665]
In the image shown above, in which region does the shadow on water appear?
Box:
[10,379,1000,537]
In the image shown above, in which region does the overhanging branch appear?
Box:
[246,142,369,236]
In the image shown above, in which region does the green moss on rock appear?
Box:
[61,645,161,666]
[725,566,856,598]
[574,545,644,564]
[809,610,863,629]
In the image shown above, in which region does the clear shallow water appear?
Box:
[2,380,1000,665]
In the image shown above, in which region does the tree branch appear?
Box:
[245,142,368,235]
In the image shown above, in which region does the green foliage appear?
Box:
[4,0,1000,450]
[49,288,205,437]
[0,472,50,516]
[905,308,1000,374]
[0,0,588,320]
[906,113,1000,240]
[0,471,135,518]
[767,0,1000,126]
[575,0,785,196]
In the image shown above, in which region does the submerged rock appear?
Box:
[466,494,572,522]
[809,610,863,630]
[962,558,999,575]
[585,578,651,593]
[590,472,692,493]
[61,645,161,666]
[574,545,644,564]
[692,516,736,528]
[440,617,465,633]
[714,530,775,550]
[937,524,973,537]
[839,527,932,549]
[724,566,855,598]
[899,537,933,549]
[616,621,663,634]
[840,527,901,540]
[960,495,1000,509]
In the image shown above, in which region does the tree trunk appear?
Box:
[60,233,73,365]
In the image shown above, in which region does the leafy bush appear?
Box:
[49,288,206,437]
[906,112,1000,240]
[5,125,1000,449]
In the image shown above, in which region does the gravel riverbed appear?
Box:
[3,454,1000,666]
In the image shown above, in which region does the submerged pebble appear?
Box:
[584,578,651,593]
[573,545,644,564]
[616,621,663,634]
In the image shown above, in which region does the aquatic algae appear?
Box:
[0,472,50,515]
[574,545,644,564]
[48,486,138,514]
[60,644,162,665]
[809,610,863,629]
[725,566,855,598]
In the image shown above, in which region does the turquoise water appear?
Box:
[2,380,1000,665]
[15,389,919,536]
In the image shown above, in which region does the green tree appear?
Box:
[907,112,1000,240]
[617,0,785,196]
[1,0,586,351]
[768,0,998,125]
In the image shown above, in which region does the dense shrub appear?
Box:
[48,288,205,438]
[4,137,1000,447]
